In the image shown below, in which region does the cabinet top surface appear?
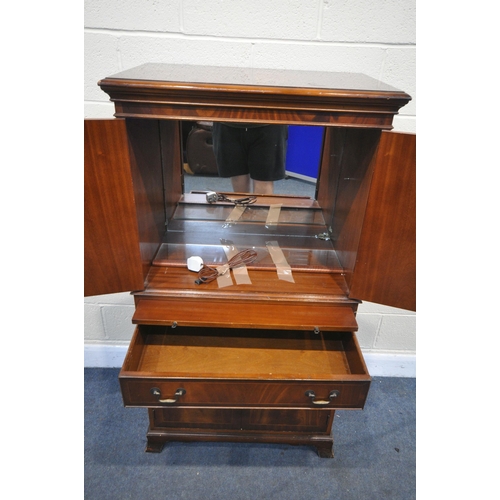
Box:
[103,63,408,97]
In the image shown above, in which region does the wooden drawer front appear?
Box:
[120,378,370,410]
[132,298,358,332]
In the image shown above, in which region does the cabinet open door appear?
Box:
[349,131,416,311]
[85,117,184,297]
[84,119,144,296]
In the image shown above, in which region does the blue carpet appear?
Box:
[85,369,415,500]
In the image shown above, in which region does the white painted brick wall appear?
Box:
[84,0,416,371]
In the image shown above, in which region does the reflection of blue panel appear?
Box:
[285,125,324,180]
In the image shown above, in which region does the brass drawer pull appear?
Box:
[150,387,186,404]
[305,390,340,405]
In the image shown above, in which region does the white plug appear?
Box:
[187,256,204,272]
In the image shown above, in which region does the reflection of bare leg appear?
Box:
[253,180,274,195]
[231,174,251,193]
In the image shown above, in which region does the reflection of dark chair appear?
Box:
[185,121,219,176]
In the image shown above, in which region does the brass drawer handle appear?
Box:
[150,387,186,404]
[305,390,340,405]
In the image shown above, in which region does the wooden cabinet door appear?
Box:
[349,131,416,311]
[84,119,144,296]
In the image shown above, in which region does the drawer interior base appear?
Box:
[123,326,369,381]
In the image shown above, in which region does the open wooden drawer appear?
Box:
[119,325,371,410]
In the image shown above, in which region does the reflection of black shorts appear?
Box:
[212,123,287,181]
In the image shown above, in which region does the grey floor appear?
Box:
[84,369,415,500]
[183,171,317,198]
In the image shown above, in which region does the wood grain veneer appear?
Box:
[84,119,143,296]
[349,132,416,311]
[131,297,357,331]
[151,407,331,433]
[99,63,411,128]
[135,267,353,304]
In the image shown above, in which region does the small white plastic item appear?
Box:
[187,256,204,272]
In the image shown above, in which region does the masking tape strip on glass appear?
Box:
[266,240,295,283]
[220,239,253,286]
[265,204,282,227]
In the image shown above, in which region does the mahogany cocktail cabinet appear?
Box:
[84,63,415,458]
